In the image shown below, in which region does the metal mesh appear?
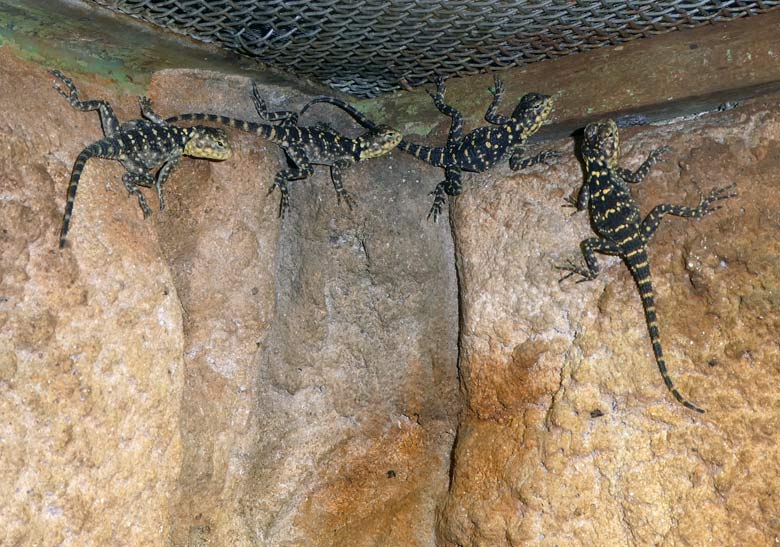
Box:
[90,1,780,97]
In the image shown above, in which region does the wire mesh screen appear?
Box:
[91,1,780,97]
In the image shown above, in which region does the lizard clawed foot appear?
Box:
[698,183,738,215]
[267,179,291,218]
[489,74,504,99]
[138,198,153,219]
[336,190,356,210]
[426,184,447,222]
[555,258,596,283]
[648,146,672,163]
[278,196,290,218]
[426,203,442,222]
[427,76,446,101]
[561,193,581,214]
[138,96,154,112]
[50,69,77,100]
[155,183,165,211]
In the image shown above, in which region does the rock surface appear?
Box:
[0,48,459,546]
[145,71,460,546]
[439,101,780,546]
[2,43,779,547]
[0,49,186,546]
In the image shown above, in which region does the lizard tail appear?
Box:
[627,254,705,413]
[400,142,447,167]
[60,147,96,248]
[300,97,449,167]
[165,113,273,139]
[300,97,379,130]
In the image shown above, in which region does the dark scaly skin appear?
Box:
[51,70,232,248]
[300,74,557,220]
[559,119,737,413]
[165,83,402,217]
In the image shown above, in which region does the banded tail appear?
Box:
[301,97,448,167]
[399,142,447,167]
[60,146,98,248]
[165,113,275,140]
[300,97,380,131]
[627,252,705,413]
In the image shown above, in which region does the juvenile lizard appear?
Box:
[301,75,557,220]
[52,70,232,248]
[559,119,736,412]
[165,83,402,216]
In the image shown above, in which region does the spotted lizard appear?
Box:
[51,70,232,248]
[164,83,402,216]
[559,119,736,412]
[300,74,557,220]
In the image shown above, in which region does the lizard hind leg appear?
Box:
[640,183,738,241]
[51,69,121,136]
[268,167,313,218]
[123,172,155,218]
[267,146,314,218]
[251,83,298,124]
[556,237,618,282]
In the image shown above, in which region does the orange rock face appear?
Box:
[0,49,186,546]
[440,102,780,546]
[2,45,779,547]
[0,50,459,546]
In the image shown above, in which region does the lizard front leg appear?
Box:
[330,159,357,210]
[484,74,509,126]
[427,165,462,222]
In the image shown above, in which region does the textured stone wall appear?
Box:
[1,45,779,546]
[0,50,187,546]
[439,101,780,545]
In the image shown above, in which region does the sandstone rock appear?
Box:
[0,48,185,546]
[2,42,779,547]
[147,70,461,547]
[0,48,459,546]
[439,100,780,546]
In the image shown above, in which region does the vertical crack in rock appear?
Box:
[439,101,780,546]
[4,47,780,547]
[146,72,462,545]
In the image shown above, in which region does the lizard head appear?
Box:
[357,125,403,160]
[511,93,554,138]
[184,126,233,160]
[582,119,620,168]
